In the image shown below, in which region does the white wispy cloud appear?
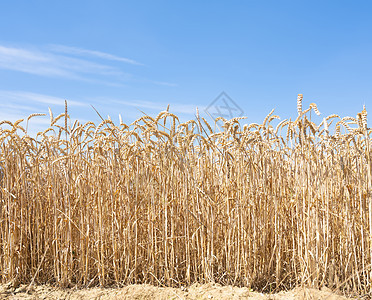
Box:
[0,44,177,88]
[49,44,143,66]
[0,90,87,107]
[0,45,74,78]
[151,80,178,87]
[0,45,133,83]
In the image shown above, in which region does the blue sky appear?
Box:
[0,1,371,134]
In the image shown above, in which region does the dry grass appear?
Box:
[0,95,371,296]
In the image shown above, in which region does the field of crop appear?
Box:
[0,94,371,297]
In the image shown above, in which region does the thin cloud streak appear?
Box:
[152,80,178,87]
[0,90,87,107]
[0,44,175,87]
[0,45,129,82]
[49,44,144,66]
[0,45,78,78]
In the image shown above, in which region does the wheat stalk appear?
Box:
[0,96,370,297]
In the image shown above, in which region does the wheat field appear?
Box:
[0,95,371,296]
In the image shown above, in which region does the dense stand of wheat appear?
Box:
[0,96,371,295]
